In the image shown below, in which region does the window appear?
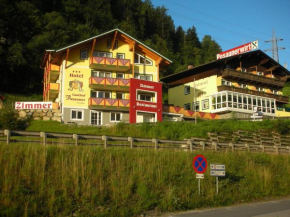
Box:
[184,103,190,110]
[138,94,152,101]
[71,110,83,120]
[240,84,248,89]
[107,39,118,49]
[91,111,101,125]
[134,74,152,81]
[241,68,247,73]
[134,53,153,65]
[116,92,124,99]
[184,86,190,95]
[202,99,209,110]
[257,71,264,76]
[272,89,279,95]
[222,79,231,86]
[111,112,121,122]
[256,87,264,92]
[192,101,200,111]
[117,53,125,59]
[117,73,124,79]
[92,91,111,98]
[80,48,88,60]
[92,71,111,78]
[93,51,112,57]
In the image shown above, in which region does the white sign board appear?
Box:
[210,171,226,176]
[210,164,226,177]
[196,173,204,179]
[210,164,225,170]
[15,102,53,110]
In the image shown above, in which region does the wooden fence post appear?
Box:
[73,134,79,146]
[102,135,108,149]
[128,137,134,148]
[200,141,205,151]
[274,145,279,154]
[152,138,158,150]
[40,132,47,146]
[245,143,250,152]
[4,129,10,145]
[260,145,265,152]
[187,140,193,152]
[229,142,234,152]
[212,142,217,151]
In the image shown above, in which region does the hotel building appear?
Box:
[161,50,290,119]
[41,29,171,125]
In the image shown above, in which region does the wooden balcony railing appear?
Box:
[89,77,130,90]
[44,64,60,83]
[43,83,60,101]
[89,98,130,110]
[222,69,285,88]
[218,85,289,103]
[90,57,130,72]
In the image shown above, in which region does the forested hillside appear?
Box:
[0,0,221,93]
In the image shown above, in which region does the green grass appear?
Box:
[26,118,290,140]
[0,143,290,216]
[1,93,42,108]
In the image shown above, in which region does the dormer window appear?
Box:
[134,53,153,65]
[107,39,118,49]
[80,48,88,60]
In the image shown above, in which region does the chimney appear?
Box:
[188,64,194,69]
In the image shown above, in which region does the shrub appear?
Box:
[0,108,30,130]
[273,119,290,135]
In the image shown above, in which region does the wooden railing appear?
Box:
[90,57,130,71]
[1,130,289,155]
[222,69,285,87]
[89,77,130,89]
[89,98,130,108]
[218,85,289,103]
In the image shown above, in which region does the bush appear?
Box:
[0,108,30,130]
[273,119,290,135]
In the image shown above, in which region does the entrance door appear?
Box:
[136,112,155,123]
[91,111,101,125]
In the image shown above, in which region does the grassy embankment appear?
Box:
[0,143,290,217]
[26,118,290,140]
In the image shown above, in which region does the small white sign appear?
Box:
[210,171,226,176]
[196,173,204,179]
[210,164,225,170]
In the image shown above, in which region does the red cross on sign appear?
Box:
[193,155,208,174]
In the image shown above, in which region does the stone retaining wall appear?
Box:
[18,109,62,122]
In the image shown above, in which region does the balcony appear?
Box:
[218,85,289,103]
[88,98,130,110]
[222,69,285,88]
[89,77,130,91]
[90,57,130,72]
[45,64,60,82]
[44,83,59,101]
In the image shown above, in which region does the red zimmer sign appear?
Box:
[217,40,258,60]
[15,102,53,110]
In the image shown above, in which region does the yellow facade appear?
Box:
[41,29,171,125]
[168,75,218,113]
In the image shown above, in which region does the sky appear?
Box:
[150,0,290,68]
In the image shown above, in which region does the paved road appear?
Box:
[167,197,290,217]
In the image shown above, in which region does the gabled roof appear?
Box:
[161,50,290,85]
[41,28,171,68]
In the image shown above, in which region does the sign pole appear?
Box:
[198,178,201,196]
[216,177,218,195]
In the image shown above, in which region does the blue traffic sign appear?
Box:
[193,155,207,174]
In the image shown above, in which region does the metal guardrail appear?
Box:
[0,129,290,155]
